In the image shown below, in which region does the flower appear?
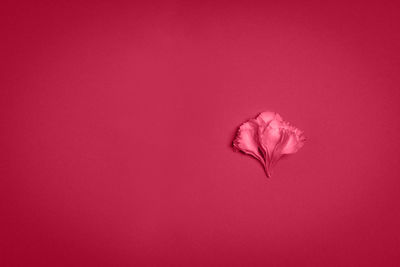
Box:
[233,111,305,178]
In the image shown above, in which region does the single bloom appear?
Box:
[233,111,305,178]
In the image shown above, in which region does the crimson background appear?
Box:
[1,0,400,266]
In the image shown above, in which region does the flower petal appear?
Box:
[258,118,283,159]
[279,126,305,155]
[233,111,305,178]
[233,120,264,163]
[256,111,282,126]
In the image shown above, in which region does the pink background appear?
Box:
[1,1,400,266]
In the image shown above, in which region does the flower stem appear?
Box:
[264,164,271,178]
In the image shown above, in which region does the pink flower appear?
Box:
[233,111,305,178]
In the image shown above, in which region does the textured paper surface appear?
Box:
[1,1,400,266]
